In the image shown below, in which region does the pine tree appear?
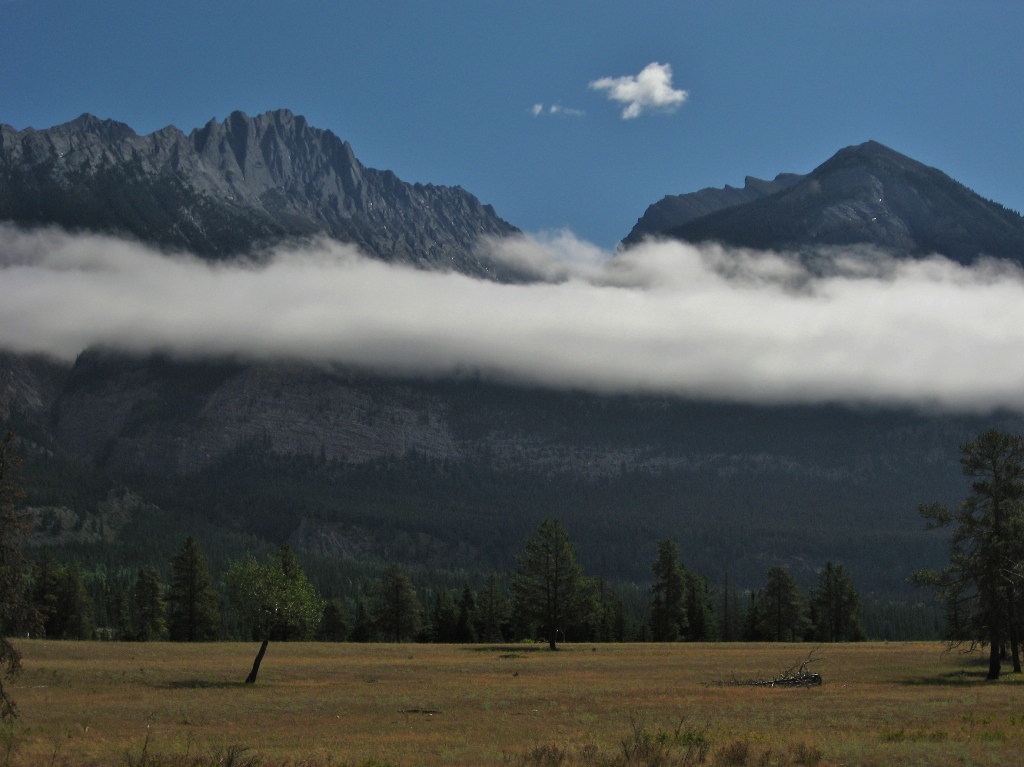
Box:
[33,558,93,640]
[368,565,422,642]
[0,431,28,719]
[455,586,478,643]
[349,599,373,642]
[431,588,460,643]
[511,519,589,650]
[915,430,1024,679]
[755,566,808,642]
[316,599,349,642]
[133,567,166,641]
[808,562,865,642]
[650,540,687,641]
[683,571,717,641]
[167,537,220,642]
[474,573,510,642]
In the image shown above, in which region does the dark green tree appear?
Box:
[430,588,460,643]
[808,562,865,642]
[109,586,131,641]
[474,573,510,643]
[0,431,29,719]
[225,550,323,683]
[455,586,478,643]
[369,565,422,642]
[167,537,220,642]
[915,430,1024,679]
[650,539,687,641]
[349,598,373,642]
[316,599,349,642]
[755,566,808,642]
[511,518,589,650]
[133,567,166,641]
[683,571,717,641]
[591,576,628,642]
[34,558,93,640]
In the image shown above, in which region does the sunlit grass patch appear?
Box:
[5,641,1024,766]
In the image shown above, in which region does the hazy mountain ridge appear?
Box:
[0,110,518,273]
[657,141,1024,264]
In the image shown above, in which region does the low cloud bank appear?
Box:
[2,224,1024,411]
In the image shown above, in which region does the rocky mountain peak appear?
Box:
[658,141,1024,264]
[0,110,518,274]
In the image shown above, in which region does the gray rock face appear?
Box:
[660,141,1024,264]
[622,172,803,246]
[0,110,518,274]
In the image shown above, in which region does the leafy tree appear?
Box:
[167,537,220,642]
[915,430,1024,679]
[269,546,317,641]
[650,540,688,641]
[511,518,589,650]
[133,567,166,641]
[368,564,422,642]
[474,572,510,642]
[808,562,865,642]
[754,566,808,642]
[225,548,323,683]
[0,431,29,719]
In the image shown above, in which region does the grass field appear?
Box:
[4,640,1024,766]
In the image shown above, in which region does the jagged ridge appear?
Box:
[0,110,518,273]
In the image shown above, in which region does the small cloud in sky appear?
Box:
[531,103,585,118]
[589,62,688,119]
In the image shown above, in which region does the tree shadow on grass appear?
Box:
[900,669,1008,686]
[464,645,546,653]
[163,679,248,690]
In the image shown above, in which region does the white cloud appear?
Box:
[5,224,1024,411]
[589,62,688,119]
[530,103,585,118]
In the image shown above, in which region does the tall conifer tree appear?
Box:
[168,536,220,641]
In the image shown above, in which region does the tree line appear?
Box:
[0,427,877,701]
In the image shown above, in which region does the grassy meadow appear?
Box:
[4,640,1024,766]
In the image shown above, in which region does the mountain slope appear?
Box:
[0,110,518,273]
[622,172,803,247]
[660,141,1024,264]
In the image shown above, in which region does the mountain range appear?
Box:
[4,110,1023,596]
[0,110,517,274]
[628,140,1024,264]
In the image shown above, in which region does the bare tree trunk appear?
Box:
[1006,588,1022,673]
[988,629,1002,681]
[245,639,269,684]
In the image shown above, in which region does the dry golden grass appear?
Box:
[3,640,1024,766]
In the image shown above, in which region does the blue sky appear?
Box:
[2,1,1022,250]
